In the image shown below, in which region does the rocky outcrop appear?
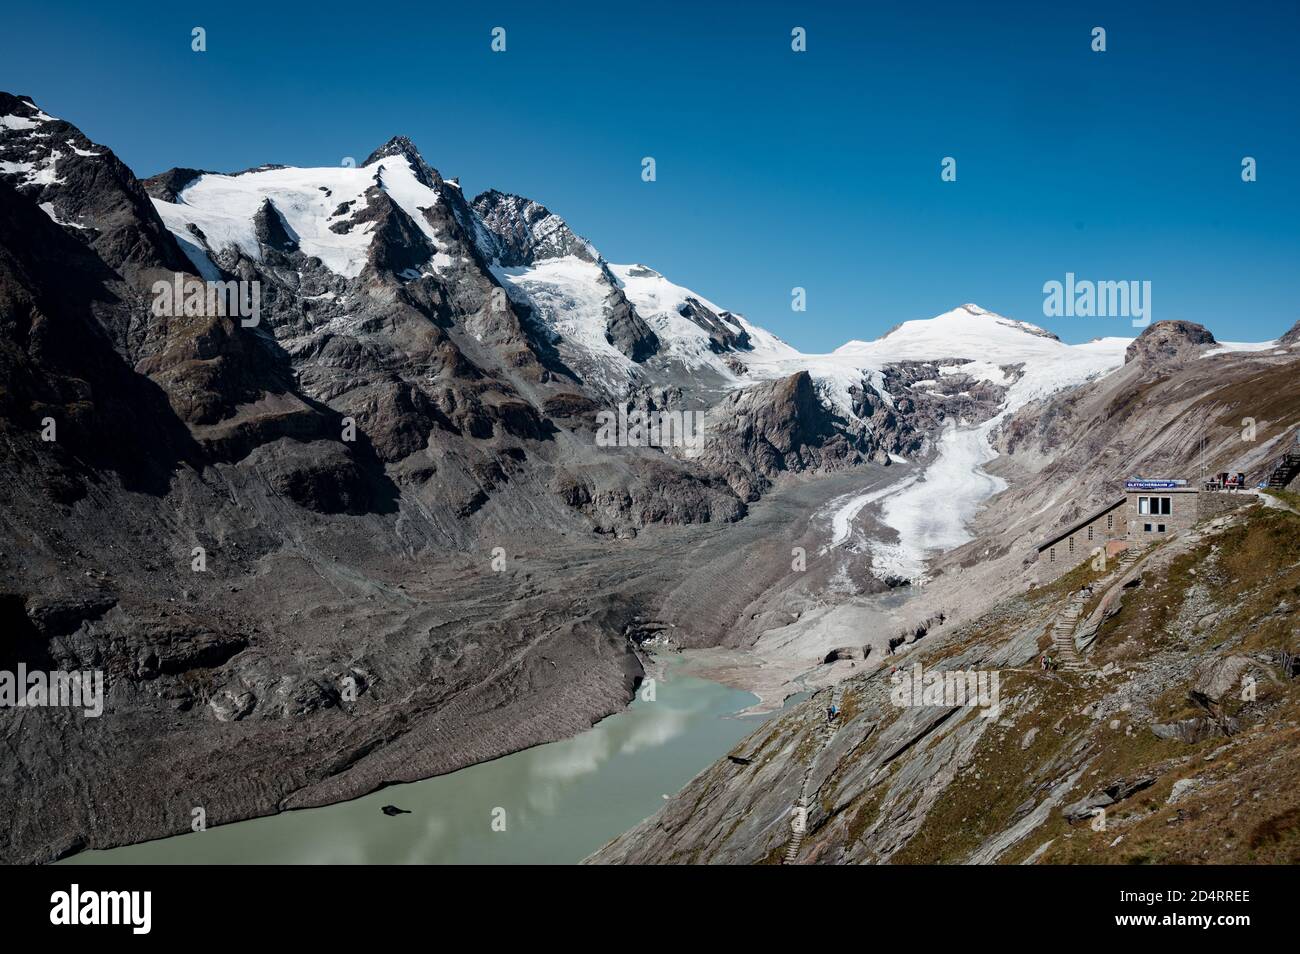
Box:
[141,167,208,203]
[602,284,659,362]
[252,198,298,255]
[471,190,599,265]
[700,371,873,499]
[675,296,752,353]
[551,460,746,533]
[1061,775,1155,822]
[351,188,435,277]
[1124,319,1216,367]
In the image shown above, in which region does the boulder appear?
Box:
[1150,717,1239,743]
[1190,654,1259,706]
[1062,774,1156,822]
[824,646,866,663]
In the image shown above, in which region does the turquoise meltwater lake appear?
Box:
[62,667,769,864]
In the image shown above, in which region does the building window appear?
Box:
[1157,524,1166,533]
[1087,526,1093,541]
[1068,537,1075,554]
[1139,496,1172,516]
[1049,548,1055,563]
[1143,523,1153,533]
[1106,513,1113,530]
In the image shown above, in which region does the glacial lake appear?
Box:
[62,666,769,865]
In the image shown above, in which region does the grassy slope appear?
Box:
[880,503,1299,864]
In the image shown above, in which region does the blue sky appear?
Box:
[3,0,1297,349]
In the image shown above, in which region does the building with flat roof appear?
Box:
[1035,474,1259,583]
[1123,478,1199,540]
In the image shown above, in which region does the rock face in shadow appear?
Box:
[676,296,752,354]
[0,93,190,281]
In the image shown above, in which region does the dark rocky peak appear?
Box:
[0,92,189,280]
[141,168,209,202]
[470,189,599,266]
[1124,320,1216,366]
[252,198,298,253]
[364,136,442,190]
[363,138,480,247]
[677,296,752,353]
[0,177,201,492]
[604,287,660,362]
[1279,319,1300,348]
[345,186,435,279]
[0,92,49,125]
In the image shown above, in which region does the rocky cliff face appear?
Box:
[471,189,660,363]
[0,93,189,282]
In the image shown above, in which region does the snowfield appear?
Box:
[493,256,638,395]
[746,304,1131,419]
[151,153,458,281]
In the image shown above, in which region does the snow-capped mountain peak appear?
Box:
[837,303,1062,358]
[143,141,470,281]
[363,135,442,189]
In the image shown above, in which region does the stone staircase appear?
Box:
[1050,592,1090,672]
[1266,451,1300,489]
[784,685,842,864]
[1050,547,1139,672]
